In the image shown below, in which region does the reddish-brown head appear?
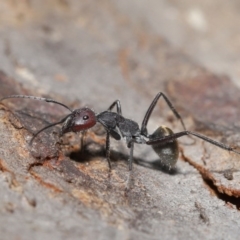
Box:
[61,108,97,135]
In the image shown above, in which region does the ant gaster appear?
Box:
[1,93,240,170]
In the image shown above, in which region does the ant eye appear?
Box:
[83,115,89,120]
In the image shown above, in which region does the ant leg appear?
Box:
[105,131,112,170]
[141,92,186,136]
[107,100,122,115]
[80,131,86,152]
[147,130,240,155]
[1,95,73,112]
[128,142,134,170]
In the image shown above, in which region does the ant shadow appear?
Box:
[134,158,179,175]
[69,146,180,175]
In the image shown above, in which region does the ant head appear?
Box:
[61,108,97,135]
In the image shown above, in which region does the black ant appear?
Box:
[1,92,240,170]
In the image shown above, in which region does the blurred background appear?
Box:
[1,0,240,109]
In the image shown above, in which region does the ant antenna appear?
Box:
[30,114,71,145]
[1,95,73,112]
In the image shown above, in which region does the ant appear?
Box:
[1,92,240,170]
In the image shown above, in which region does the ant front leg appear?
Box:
[141,92,186,137]
[80,130,87,153]
[107,100,122,115]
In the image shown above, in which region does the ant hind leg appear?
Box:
[141,92,186,137]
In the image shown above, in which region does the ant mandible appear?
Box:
[1,92,240,170]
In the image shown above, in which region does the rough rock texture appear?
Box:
[0,1,240,239]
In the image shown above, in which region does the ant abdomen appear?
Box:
[149,126,179,169]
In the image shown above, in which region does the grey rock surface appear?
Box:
[0,1,240,239]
